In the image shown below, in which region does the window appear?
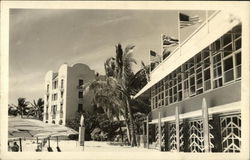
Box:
[60,104,63,112]
[149,24,241,110]
[151,86,156,109]
[79,91,83,98]
[204,68,211,91]
[223,56,234,83]
[79,79,84,86]
[222,33,232,47]
[47,84,49,92]
[61,79,64,88]
[164,77,169,106]
[61,91,64,98]
[213,52,223,88]
[53,81,58,89]
[189,75,195,96]
[78,104,83,113]
[52,94,58,101]
[51,105,57,114]
[235,52,241,79]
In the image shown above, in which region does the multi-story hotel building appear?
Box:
[43,63,95,125]
[134,10,249,153]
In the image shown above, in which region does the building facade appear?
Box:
[43,63,95,125]
[134,11,245,153]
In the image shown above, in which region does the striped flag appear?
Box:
[150,50,161,71]
[162,35,179,46]
[179,13,202,28]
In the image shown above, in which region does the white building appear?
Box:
[43,63,95,125]
[134,10,249,153]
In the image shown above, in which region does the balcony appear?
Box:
[60,87,64,92]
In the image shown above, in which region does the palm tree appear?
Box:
[83,76,126,142]
[83,44,149,146]
[8,104,18,116]
[17,98,29,118]
[27,98,44,120]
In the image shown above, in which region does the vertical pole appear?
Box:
[19,138,22,152]
[178,11,181,56]
[79,127,85,151]
[142,121,145,135]
[175,106,180,152]
[48,137,50,147]
[146,115,149,149]
[158,112,162,151]
[202,98,210,152]
[149,50,151,74]
[57,137,59,147]
[161,34,164,61]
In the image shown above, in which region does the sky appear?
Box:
[9,9,214,105]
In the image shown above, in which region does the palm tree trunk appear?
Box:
[125,120,131,145]
[126,98,136,147]
[115,115,124,143]
[21,107,23,118]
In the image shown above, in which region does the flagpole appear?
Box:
[178,11,181,56]
[149,50,151,74]
[161,34,163,60]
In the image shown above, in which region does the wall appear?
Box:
[65,63,95,121]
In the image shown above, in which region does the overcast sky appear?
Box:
[9,9,213,105]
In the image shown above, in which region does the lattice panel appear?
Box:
[168,122,184,151]
[154,124,165,149]
[188,119,214,152]
[220,114,241,152]
[161,124,166,148]
[155,124,159,147]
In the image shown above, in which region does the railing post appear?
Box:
[175,106,180,152]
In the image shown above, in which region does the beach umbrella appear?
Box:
[9,117,78,152]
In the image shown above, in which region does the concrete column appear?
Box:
[175,106,180,152]
[158,112,162,151]
[202,98,210,152]
[146,115,149,149]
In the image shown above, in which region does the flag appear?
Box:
[150,50,161,71]
[179,13,202,28]
[162,35,179,46]
[150,50,161,63]
[162,49,171,60]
